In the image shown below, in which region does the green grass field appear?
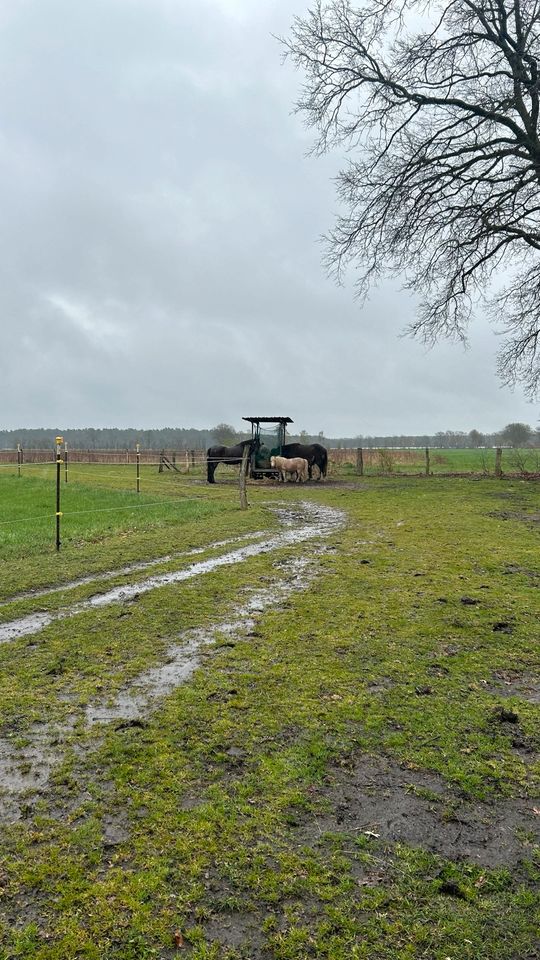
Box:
[330,446,540,476]
[0,467,538,958]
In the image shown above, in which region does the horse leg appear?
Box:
[207,460,216,483]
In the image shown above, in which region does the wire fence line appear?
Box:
[0,495,217,529]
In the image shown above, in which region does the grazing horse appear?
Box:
[207,439,255,483]
[281,442,327,480]
[270,455,309,482]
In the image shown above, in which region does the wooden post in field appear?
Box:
[190,449,195,468]
[158,450,164,474]
[136,443,141,493]
[64,442,69,483]
[185,450,189,472]
[425,447,430,476]
[17,443,21,478]
[356,447,364,476]
[239,444,250,510]
[495,447,503,478]
[55,436,63,551]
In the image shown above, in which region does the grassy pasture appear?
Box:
[329,446,540,476]
[0,467,538,959]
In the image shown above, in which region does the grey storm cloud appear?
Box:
[0,0,536,435]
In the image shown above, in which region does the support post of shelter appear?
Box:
[239,444,250,510]
[495,447,502,479]
[356,447,363,476]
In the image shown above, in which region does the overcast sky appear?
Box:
[0,0,537,436]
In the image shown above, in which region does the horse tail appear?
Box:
[321,447,328,477]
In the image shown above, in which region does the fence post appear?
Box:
[64,442,69,483]
[55,436,63,551]
[17,443,21,478]
[190,449,195,468]
[159,449,164,474]
[356,447,364,476]
[185,450,190,472]
[239,444,250,509]
[136,443,140,493]
[425,447,430,476]
[495,447,503,478]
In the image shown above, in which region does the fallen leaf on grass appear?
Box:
[173,930,184,949]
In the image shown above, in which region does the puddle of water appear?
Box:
[0,532,266,608]
[0,502,344,645]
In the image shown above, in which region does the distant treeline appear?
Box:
[0,426,538,451]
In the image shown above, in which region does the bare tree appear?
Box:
[283,0,540,396]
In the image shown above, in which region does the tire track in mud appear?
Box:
[0,501,345,822]
[0,502,344,644]
[0,532,266,608]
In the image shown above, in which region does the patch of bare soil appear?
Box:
[489,671,540,705]
[293,755,540,870]
[489,510,540,524]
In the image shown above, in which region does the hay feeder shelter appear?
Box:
[242,416,293,479]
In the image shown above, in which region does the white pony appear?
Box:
[270,455,309,482]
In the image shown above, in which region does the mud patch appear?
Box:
[294,755,540,869]
[489,510,540,525]
[489,671,540,705]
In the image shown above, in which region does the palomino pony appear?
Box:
[206,439,256,483]
[270,455,309,482]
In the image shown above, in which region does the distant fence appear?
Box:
[1,446,539,478]
[0,448,207,466]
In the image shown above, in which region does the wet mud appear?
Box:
[296,754,540,869]
[0,501,344,645]
[0,501,345,822]
[186,751,540,958]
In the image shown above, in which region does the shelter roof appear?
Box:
[242,416,293,424]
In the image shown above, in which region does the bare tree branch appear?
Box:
[282,0,540,397]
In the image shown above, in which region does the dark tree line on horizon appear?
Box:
[1,423,537,451]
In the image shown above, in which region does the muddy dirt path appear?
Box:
[0,500,346,822]
[0,501,344,644]
[0,532,266,607]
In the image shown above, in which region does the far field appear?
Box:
[0,462,538,959]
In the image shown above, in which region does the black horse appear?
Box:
[207,439,256,483]
[281,442,328,480]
